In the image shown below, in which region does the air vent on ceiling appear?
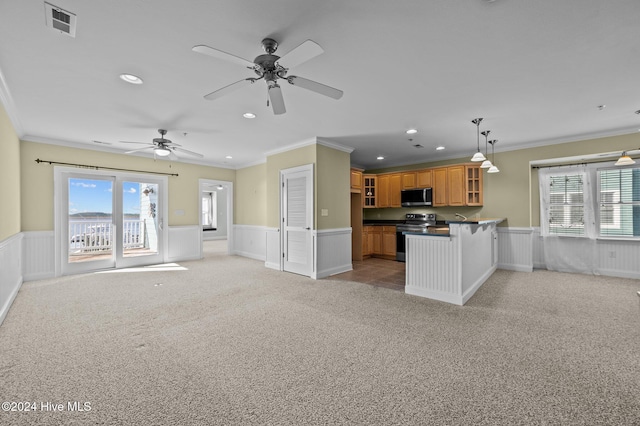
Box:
[44,2,76,37]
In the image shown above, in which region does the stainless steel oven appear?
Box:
[396,213,435,262]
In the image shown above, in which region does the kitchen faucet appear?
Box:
[455,213,467,221]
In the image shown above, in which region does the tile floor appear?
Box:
[328,257,406,291]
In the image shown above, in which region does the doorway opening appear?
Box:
[199,179,233,258]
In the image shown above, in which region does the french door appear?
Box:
[57,168,166,275]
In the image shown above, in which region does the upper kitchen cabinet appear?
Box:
[432,167,448,207]
[401,172,416,189]
[465,164,483,206]
[350,168,363,192]
[379,173,402,207]
[363,174,377,208]
[447,165,466,206]
[416,169,432,188]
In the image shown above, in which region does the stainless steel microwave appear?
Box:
[401,188,432,207]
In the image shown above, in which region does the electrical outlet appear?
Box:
[321,209,329,216]
[608,251,616,258]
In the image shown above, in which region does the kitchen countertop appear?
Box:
[445,218,505,225]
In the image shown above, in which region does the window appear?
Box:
[598,168,640,237]
[547,174,585,236]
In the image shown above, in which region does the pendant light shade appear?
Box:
[615,152,636,166]
[470,118,486,162]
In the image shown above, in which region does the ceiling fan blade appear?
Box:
[192,45,255,69]
[125,146,154,154]
[173,147,204,158]
[204,78,255,100]
[278,40,324,68]
[287,76,343,100]
[268,84,286,115]
[119,141,149,145]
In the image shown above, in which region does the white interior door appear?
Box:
[281,164,314,276]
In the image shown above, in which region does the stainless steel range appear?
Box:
[396,213,436,262]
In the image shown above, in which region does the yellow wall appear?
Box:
[0,104,21,241]
[20,141,235,231]
[265,144,316,228]
[235,162,267,226]
[363,133,638,227]
[316,144,350,230]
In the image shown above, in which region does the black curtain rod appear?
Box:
[531,162,588,170]
[35,158,179,177]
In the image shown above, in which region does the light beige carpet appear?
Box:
[1,243,639,425]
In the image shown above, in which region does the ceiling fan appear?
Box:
[192,38,343,115]
[121,129,204,159]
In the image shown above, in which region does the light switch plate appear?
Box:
[321,209,329,216]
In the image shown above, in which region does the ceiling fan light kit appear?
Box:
[193,37,343,115]
[122,129,204,160]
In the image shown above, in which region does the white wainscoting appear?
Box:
[0,233,23,325]
[167,226,202,262]
[596,239,640,279]
[312,228,353,279]
[233,225,268,262]
[497,227,534,272]
[22,231,55,281]
[265,227,281,270]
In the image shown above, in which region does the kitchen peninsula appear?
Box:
[404,218,504,305]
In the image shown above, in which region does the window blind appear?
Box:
[598,168,640,237]
[548,174,585,236]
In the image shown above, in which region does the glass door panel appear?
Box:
[64,175,116,274]
[122,181,159,258]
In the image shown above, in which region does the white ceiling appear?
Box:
[1,0,639,170]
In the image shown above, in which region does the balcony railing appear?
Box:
[69,220,146,254]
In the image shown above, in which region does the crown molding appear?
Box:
[0,66,24,137]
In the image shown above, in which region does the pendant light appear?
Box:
[615,151,636,166]
[487,140,499,173]
[470,118,486,162]
[480,130,493,169]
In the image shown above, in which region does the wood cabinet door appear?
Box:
[371,227,383,254]
[390,173,402,207]
[350,169,362,191]
[363,175,377,208]
[447,165,465,206]
[382,226,396,257]
[465,165,483,206]
[432,167,448,206]
[416,169,432,188]
[377,175,390,208]
[401,172,416,189]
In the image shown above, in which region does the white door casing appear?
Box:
[281,164,314,276]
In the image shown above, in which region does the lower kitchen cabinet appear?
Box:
[363,225,396,260]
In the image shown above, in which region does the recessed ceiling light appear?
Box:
[243,112,256,119]
[377,156,385,160]
[225,155,233,159]
[119,73,143,84]
[406,129,418,135]
[436,146,445,151]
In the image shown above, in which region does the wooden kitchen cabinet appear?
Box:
[363,225,396,259]
[381,226,396,258]
[447,165,466,206]
[363,175,377,208]
[350,168,363,192]
[377,174,390,208]
[401,172,416,189]
[432,167,448,207]
[390,173,402,207]
[466,164,483,206]
[416,169,432,188]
